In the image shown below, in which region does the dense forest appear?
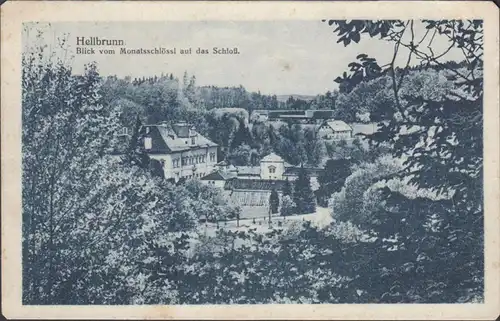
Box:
[22,19,483,304]
[99,59,466,168]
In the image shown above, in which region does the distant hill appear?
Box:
[276,94,317,102]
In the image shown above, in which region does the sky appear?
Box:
[23,21,465,96]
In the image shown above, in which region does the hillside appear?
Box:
[276,94,316,102]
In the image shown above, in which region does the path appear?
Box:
[199,206,333,236]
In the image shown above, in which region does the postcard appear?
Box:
[1,1,499,319]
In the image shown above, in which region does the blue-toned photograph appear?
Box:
[21,20,483,305]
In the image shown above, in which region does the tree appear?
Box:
[269,189,279,214]
[124,114,149,168]
[227,144,253,166]
[331,156,403,227]
[282,177,292,197]
[303,127,325,166]
[230,118,252,149]
[324,19,484,301]
[280,195,295,217]
[293,166,316,214]
[21,26,241,304]
[316,158,352,207]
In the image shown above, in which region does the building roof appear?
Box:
[215,160,230,167]
[224,179,287,191]
[284,166,324,177]
[279,114,310,119]
[261,152,284,162]
[324,120,353,132]
[235,166,261,176]
[200,170,236,181]
[171,122,193,138]
[141,123,218,154]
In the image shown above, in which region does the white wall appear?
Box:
[318,127,352,140]
[260,160,284,180]
[200,179,226,189]
[149,146,218,181]
[317,125,333,139]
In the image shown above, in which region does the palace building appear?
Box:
[139,122,219,182]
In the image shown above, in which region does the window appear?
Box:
[172,158,180,168]
[269,165,276,174]
[144,137,152,150]
[191,137,196,145]
[210,152,216,162]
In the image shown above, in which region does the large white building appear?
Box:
[140,122,218,182]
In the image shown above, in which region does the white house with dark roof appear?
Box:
[317,120,353,140]
[141,122,218,182]
[260,152,285,180]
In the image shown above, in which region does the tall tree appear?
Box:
[282,177,292,197]
[316,158,352,207]
[280,195,295,217]
[269,189,279,214]
[230,118,252,149]
[124,114,149,168]
[293,166,316,214]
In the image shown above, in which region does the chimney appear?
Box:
[144,137,152,150]
[189,125,196,145]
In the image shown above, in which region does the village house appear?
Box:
[317,120,353,140]
[140,122,219,182]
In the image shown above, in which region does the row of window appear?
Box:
[183,172,206,179]
[172,152,216,168]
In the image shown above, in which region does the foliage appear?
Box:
[280,195,296,217]
[293,166,317,214]
[21,32,238,304]
[331,156,404,228]
[316,158,352,207]
[269,189,280,214]
[324,19,484,301]
[282,177,293,197]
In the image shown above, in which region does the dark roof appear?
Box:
[235,166,261,176]
[171,123,192,138]
[141,123,217,154]
[224,179,287,191]
[284,167,323,177]
[200,171,236,181]
[268,109,336,120]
